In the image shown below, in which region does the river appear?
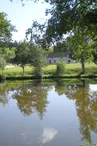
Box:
[0,79,97,146]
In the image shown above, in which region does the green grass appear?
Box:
[3,66,33,77]
[66,63,97,75]
[1,62,97,78]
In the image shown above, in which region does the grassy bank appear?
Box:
[1,63,97,79]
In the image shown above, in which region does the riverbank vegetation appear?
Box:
[1,63,97,78]
[1,1,97,80]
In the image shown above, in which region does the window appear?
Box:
[49,60,51,64]
[68,60,71,63]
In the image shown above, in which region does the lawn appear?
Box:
[1,62,97,77]
[65,63,97,75]
[3,66,33,77]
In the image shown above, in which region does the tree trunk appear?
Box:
[22,66,24,76]
[81,52,85,74]
[2,68,3,75]
[81,60,85,74]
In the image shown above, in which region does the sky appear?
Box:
[0,0,50,41]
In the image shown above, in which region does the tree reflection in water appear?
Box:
[55,79,97,144]
[0,83,10,106]
[0,79,97,143]
[0,81,24,106]
[55,79,67,95]
[12,81,50,119]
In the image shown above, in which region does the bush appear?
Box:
[30,48,47,78]
[34,66,43,78]
[55,60,65,75]
[0,75,6,82]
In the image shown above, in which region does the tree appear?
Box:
[26,21,47,77]
[30,47,47,77]
[0,55,6,75]
[9,0,97,39]
[14,41,29,76]
[92,52,97,65]
[66,29,93,74]
[26,21,50,49]
[53,41,67,53]
[0,47,15,77]
[26,21,43,45]
[7,40,18,49]
[45,0,97,40]
[90,40,97,65]
[0,47,16,62]
[0,12,15,47]
[9,0,38,4]
[55,59,65,76]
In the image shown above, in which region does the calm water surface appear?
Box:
[0,79,97,146]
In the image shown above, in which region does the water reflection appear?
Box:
[39,128,57,144]
[0,81,24,106]
[0,80,97,145]
[55,79,97,144]
[0,81,51,119]
[12,81,50,119]
[89,84,97,100]
[55,79,67,95]
[0,83,10,106]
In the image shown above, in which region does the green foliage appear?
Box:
[45,0,97,41]
[30,47,47,77]
[46,47,53,53]
[7,40,18,49]
[43,65,56,75]
[10,0,97,43]
[0,12,16,47]
[34,66,42,77]
[66,28,93,74]
[0,47,15,77]
[55,59,65,75]
[4,66,33,77]
[0,47,16,62]
[2,63,97,78]
[15,41,29,65]
[26,21,47,48]
[14,41,30,76]
[53,41,67,53]
[91,39,97,65]
[92,52,97,64]
[66,29,93,62]
[0,55,6,75]
[30,48,46,67]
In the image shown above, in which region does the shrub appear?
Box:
[0,75,6,82]
[55,59,65,75]
[34,66,42,78]
[30,48,47,77]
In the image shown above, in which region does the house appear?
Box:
[47,52,74,64]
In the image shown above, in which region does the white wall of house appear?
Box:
[47,57,74,64]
